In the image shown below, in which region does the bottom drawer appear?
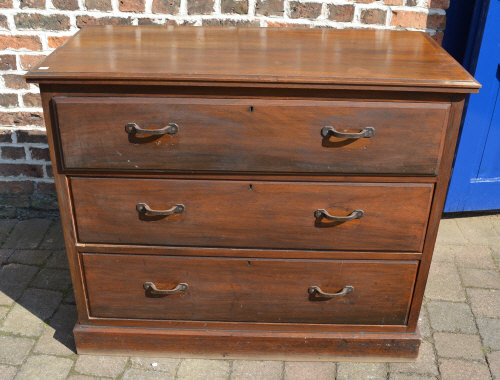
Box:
[82,253,418,325]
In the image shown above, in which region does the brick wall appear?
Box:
[0,0,449,218]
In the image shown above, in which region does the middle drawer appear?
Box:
[71,178,432,251]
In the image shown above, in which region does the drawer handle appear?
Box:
[314,209,364,222]
[308,285,354,299]
[125,122,179,136]
[321,126,375,139]
[136,203,185,216]
[143,281,188,295]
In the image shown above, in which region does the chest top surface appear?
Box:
[26,26,479,92]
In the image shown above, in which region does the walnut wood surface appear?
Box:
[54,97,449,175]
[83,253,417,325]
[26,27,479,93]
[71,178,433,252]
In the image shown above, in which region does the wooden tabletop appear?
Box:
[26,26,480,92]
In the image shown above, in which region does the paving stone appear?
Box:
[459,267,500,289]
[0,249,13,264]
[0,220,16,245]
[123,368,173,380]
[177,359,231,380]
[74,355,129,378]
[432,244,458,263]
[427,301,477,333]
[454,245,496,269]
[284,361,335,380]
[39,221,65,249]
[30,268,72,291]
[390,340,438,376]
[0,264,39,306]
[33,304,77,356]
[418,306,432,339]
[45,250,68,269]
[1,303,45,336]
[0,306,9,322]
[63,289,75,304]
[8,249,52,265]
[0,365,17,380]
[3,219,51,249]
[487,351,500,380]
[231,360,282,380]
[15,354,73,380]
[467,288,500,318]
[439,358,492,380]
[436,219,468,245]
[0,335,34,365]
[17,288,62,320]
[456,216,500,247]
[477,318,500,350]
[66,375,98,380]
[425,261,466,301]
[389,374,437,380]
[434,332,484,361]
[337,362,386,380]
[129,357,179,374]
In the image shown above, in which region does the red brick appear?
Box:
[47,36,71,49]
[360,8,387,25]
[255,0,283,16]
[85,0,112,10]
[0,0,12,7]
[0,35,42,51]
[0,15,8,29]
[187,0,214,14]
[428,0,450,9]
[0,181,35,194]
[23,93,42,108]
[0,55,16,70]
[3,74,30,90]
[46,164,53,177]
[20,0,45,8]
[432,31,444,45]
[119,0,145,11]
[15,13,71,31]
[0,94,18,108]
[53,0,79,9]
[1,147,25,160]
[328,4,354,22]
[427,13,446,30]
[0,130,12,143]
[406,0,417,5]
[221,0,248,14]
[36,182,55,195]
[390,10,427,28]
[19,54,46,70]
[383,0,403,4]
[76,16,133,27]
[29,147,50,161]
[152,0,180,13]
[16,129,47,143]
[289,1,321,19]
[0,164,44,178]
[202,19,259,26]
[0,112,44,127]
[265,21,309,28]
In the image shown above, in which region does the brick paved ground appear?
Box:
[0,214,498,380]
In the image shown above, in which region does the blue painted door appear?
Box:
[445,0,500,212]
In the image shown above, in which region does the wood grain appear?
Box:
[53,97,450,175]
[71,178,433,252]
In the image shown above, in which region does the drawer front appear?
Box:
[72,178,433,251]
[83,253,418,325]
[54,97,449,175]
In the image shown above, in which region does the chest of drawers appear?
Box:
[26,26,480,360]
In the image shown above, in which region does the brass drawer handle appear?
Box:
[144,281,188,295]
[314,209,364,222]
[136,203,185,216]
[308,285,354,299]
[321,126,375,139]
[125,122,179,136]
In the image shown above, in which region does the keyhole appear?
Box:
[249,106,254,112]
[249,184,253,190]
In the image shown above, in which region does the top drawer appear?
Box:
[53,97,449,175]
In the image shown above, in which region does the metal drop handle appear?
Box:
[314,209,364,222]
[143,282,188,295]
[125,122,179,136]
[321,126,375,139]
[308,285,354,299]
[136,203,185,216]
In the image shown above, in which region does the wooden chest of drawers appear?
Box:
[26,26,479,360]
